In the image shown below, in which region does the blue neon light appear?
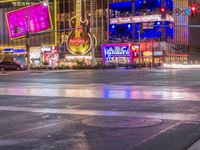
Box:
[110,1,132,12]
[109,0,174,40]
[104,46,130,58]
[110,0,173,12]
[157,22,161,25]
[3,48,26,53]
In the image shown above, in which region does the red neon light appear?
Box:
[191,4,199,13]
[69,38,86,47]
[191,7,196,11]
[161,7,166,13]
[166,53,188,57]
[191,6,197,12]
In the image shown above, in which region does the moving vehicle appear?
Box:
[0,62,26,71]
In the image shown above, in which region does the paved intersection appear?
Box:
[0,69,200,150]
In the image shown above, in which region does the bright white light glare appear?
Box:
[43,2,48,6]
[65,56,92,59]
[163,64,200,69]
[157,22,161,25]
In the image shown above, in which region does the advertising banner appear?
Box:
[6,3,52,39]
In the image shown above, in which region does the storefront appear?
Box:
[1,48,27,65]
[64,55,92,67]
[30,47,42,66]
[42,46,59,67]
[164,52,188,64]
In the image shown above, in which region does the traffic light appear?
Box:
[190,4,198,17]
[160,7,166,19]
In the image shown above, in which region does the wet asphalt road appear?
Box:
[0,69,200,150]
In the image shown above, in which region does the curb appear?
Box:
[0,69,75,75]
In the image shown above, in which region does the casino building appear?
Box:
[0,0,200,67]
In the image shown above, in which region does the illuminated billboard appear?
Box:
[101,43,133,65]
[6,3,52,39]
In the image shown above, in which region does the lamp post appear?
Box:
[25,9,30,72]
[90,0,97,67]
[138,30,141,69]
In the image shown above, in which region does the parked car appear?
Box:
[0,62,26,71]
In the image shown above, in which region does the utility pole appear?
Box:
[25,2,30,72]
[90,0,96,67]
[138,30,141,69]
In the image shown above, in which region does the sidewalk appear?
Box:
[188,139,200,150]
[0,69,75,75]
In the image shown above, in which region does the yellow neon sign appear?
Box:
[66,0,92,55]
[0,0,15,3]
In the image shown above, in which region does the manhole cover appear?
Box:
[82,117,162,128]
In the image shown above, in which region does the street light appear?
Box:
[25,6,30,72]
[25,1,49,72]
[138,30,141,69]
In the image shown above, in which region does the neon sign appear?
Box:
[3,48,26,54]
[110,14,174,24]
[12,2,36,7]
[174,8,191,16]
[104,46,130,57]
[66,0,92,55]
[101,43,133,64]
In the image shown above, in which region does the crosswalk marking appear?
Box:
[0,106,199,122]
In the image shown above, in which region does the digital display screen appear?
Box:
[6,3,52,39]
[102,43,131,58]
[101,43,133,64]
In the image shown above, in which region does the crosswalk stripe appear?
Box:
[0,106,199,122]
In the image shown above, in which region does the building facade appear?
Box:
[0,0,199,67]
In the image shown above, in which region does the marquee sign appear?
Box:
[110,14,174,24]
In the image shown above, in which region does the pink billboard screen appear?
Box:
[6,3,52,39]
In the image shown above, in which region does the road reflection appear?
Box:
[0,84,199,101]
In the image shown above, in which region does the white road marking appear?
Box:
[0,106,199,122]
[0,116,88,138]
[128,122,182,150]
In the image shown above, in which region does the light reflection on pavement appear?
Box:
[0,105,197,121]
[0,83,199,101]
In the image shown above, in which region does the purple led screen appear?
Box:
[6,3,52,39]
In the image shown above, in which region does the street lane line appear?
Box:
[0,106,199,122]
[128,122,181,150]
[0,116,88,138]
